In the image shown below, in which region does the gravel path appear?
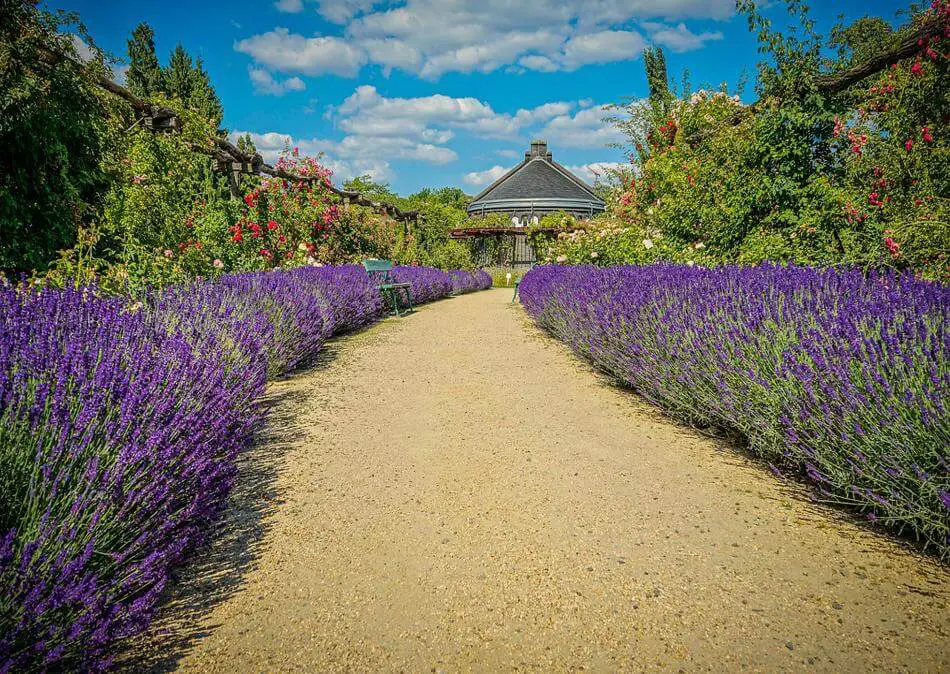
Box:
[165,288,948,671]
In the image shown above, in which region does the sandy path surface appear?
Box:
[148,288,948,672]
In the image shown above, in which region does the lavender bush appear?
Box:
[521,264,950,556]
[0,264,480,670]
[391,266,453,304]
[448,269,493,294]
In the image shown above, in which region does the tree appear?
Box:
[829,16,895,68]
[0,0,112,274]
[343,174,400,204]
[163,43,194,103]
[236,132,257,156]
[190,57,223,128]
[408,186,471,211]
[125,23,163,98]
[643,47,671,114]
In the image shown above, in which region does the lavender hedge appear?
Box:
[0,264,483,670]
[390,265,453,304]
[448,269,492,294]
[520,264,950,556]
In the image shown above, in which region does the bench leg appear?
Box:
[392,289,402,316]
[382,288,398,316]
[512,284,519,303]
[402,287,414,314]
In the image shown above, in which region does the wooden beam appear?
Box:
[815,14,947,94]
[82,51,420,221]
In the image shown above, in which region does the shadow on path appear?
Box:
[117,344,342,672]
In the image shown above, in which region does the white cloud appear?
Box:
[229,130,394,182]
[235,28,366,77]
[248,66,306,96]
[565,161,627,184]
[112,64,129,87]
[332,85,575,141]
[71,35,127,86]
[464,165,509,187]
[558,30,646,70]
[642,22,723,52]
[317,0,380,23]
[236,0,732,80]
[274,0,304,12]
[70,34,96,62]
[230,86,627,188]
[539,105,626,149]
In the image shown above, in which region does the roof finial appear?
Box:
[529,139,548,158]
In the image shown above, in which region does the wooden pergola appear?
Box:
[450,227,562,267]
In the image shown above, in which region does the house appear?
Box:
[454,140,606,267]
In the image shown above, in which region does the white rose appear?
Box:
[591,251,599,258]
[643,239,654,249]
[687,260,695,267]
[556,255,567,263]
[694,242,705,250]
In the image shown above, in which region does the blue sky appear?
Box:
[52,0,908,195]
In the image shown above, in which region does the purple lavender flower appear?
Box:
[0,264,486,670]
[520,263,950,556]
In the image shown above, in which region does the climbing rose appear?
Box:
[213,259,224,269]
[885,237,901,257]
[922,127,934,142]
[905,139,914,152]
[267,220,278,231]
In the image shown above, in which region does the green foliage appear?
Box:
[125,22,163,98]
[407,186,471,211]
[236,132,256,156]
[643,46,671,115]
[482,265,528,287]
[163,44,194,103]
[0,8,471,282]
[465,212,510,229]
[424,239,473,270]
[564,1,949,280]
[537,211,577,230]
[343,174,401,204]
[190,58,223,128]
[0,0,114,275]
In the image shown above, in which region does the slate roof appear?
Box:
[468,140,606,215]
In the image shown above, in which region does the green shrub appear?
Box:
[0,2,113,275]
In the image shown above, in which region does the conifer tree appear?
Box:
[190,57,223,127]
[125,23,163,98]
[642,46,670,114]
[164,43,194,103]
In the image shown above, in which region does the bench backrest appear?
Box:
[363,259,394,273]
[363,258,395,283]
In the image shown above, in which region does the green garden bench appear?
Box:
[511,278,520,303]
[363,259,413,316]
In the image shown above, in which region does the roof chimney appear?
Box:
[529,139,548,159]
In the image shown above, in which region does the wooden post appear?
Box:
[226,170,241,199]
